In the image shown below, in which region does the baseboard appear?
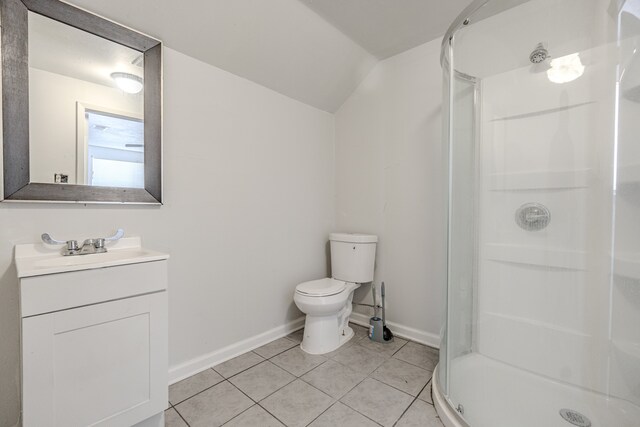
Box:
[349,312,440,349]
[168,316,305,384]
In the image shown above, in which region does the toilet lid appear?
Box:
[296,278,346,297]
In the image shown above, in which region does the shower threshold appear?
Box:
[433,353,640,427]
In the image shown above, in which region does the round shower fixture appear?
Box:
[529,43,549,64]
[515,203,551,231]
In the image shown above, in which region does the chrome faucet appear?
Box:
[41,229,124,256]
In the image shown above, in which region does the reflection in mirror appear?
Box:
[81,108,144,188]
[28,11,145,187]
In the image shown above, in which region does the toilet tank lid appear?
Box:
[329,233,378,243]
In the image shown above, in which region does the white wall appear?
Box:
[0,47,335,427]
[29,67,143,184]
[334,39,446,346]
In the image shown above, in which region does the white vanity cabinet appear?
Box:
[16,238,169,427]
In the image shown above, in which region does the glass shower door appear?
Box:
[438,0,640,426]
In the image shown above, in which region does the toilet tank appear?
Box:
[330,233,378,283]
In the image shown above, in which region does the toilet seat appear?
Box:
[295,278,346,297]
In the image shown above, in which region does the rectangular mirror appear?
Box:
[1,0,162,204]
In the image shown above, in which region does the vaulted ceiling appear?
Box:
[68,0,472,112]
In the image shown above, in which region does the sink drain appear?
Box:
[559,409,591,427]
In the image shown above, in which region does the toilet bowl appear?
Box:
[293,233,377,355]
[294,278,360,354]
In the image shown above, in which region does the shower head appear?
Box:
[529,43,549,64]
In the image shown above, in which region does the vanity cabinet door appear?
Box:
[22,291,168,427]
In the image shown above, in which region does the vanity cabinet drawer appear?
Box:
[20,260,167,317]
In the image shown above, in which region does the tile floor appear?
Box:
[165,323,444,427]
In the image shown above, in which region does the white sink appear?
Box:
[15,236,168,278]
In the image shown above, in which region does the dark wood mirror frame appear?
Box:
[1,0,162,204]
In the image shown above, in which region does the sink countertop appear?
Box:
[15,236,169,278]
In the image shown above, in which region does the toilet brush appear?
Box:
[369,284,385,342]
[381,282,393,342]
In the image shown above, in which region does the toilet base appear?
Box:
[299,320,355,355]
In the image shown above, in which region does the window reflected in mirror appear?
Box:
[83,109,144,188]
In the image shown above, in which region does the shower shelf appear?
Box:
[487,169,592,191]
[484,243,587,270]
[614,254,640,279]
[617,164,640,186]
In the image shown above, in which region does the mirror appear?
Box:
[1,0,162,204]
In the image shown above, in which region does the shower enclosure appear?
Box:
[436,1,640,426]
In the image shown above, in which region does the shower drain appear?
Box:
[559,409,591,427]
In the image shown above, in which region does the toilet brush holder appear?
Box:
[369,316,385,343]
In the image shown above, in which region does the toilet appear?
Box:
[294,232,377,355]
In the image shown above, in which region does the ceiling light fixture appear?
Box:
[110,72,144,94]
[547,53,584,84]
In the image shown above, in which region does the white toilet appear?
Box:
[294,233,377,355]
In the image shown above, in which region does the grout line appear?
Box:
[273,356,329,378]
[255,339,298,360]
[227,378,260,404]
[365,377,415,400]
[235,362,297,403]
[391,355,438,371]
[392,391,420,426]
[220,404,255,426]
[424,378,435,406]
[169,369,226,406]
[226,359,277,383]
[298,359,369,401]
[255,375,301,403]
[304,400,338,426]
[338,395,385,426]
[257,401,288,426]
[217,352,266,381]
[391,374,437,427]
[170,402,191,426]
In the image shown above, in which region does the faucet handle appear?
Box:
[104,228,124,242]
[94,238,105,249]
[42,233,68,245]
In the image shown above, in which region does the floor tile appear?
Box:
[340,378,413,427]
[308,402,379,427]
[417,380,433,404]
[393,342,439,371]
[331,343,387,375]
[286,328,304,343]
[261,379,334,427]
[214,351,264,378]
[372,358,432,396]
[349,323,369,340]
[395,399,444,427]
[301,359,366,399]
[228,361,295,401]
[169,369,224,404]
[323,334,362,358]
[253,337,298,359]
[175,381,253,427]
[356,335,408,357]
[223,404,284,426]
[271,346,327,376]
[164,407,187,427]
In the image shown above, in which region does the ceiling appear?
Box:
[67,0,472,112]
[29,11,142,90]
[300,0,473,60]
